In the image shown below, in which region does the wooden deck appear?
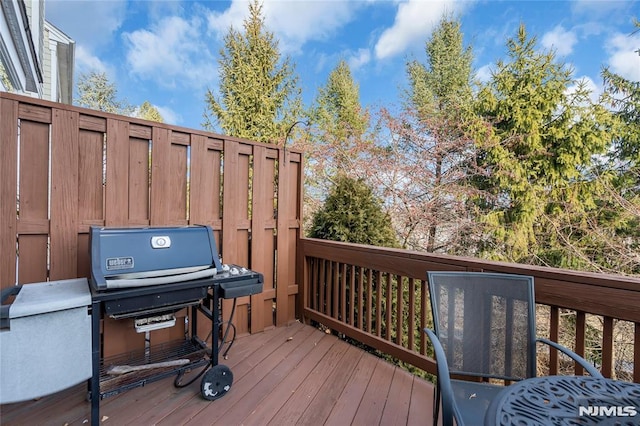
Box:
[0,322,435,425]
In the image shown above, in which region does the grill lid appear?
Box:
[90,225,223,290]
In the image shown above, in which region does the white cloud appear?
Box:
[206,0,361,54]
[155,105,181,125]
[571,0,630,18]
[45,0,127,49]
[374,0,462,60]
[476,64,493,84]
[123,16,216,89]
[605,32,640,82]
[46,0,126,83]
[206,0,247,37]
[74,45,111,75]
[265,1,357,53]
[542,26,578,56]
[348,48,372,70]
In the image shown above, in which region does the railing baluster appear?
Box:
[349,265,355,326]
[366,269,373,333]
[602,316,614,378]
[375,271,382,337]
[310,257,318,311]
[358,266,364,331]
[327,260,333,317]
[408,278,415,352]
[635,323,640,383]
[386,273,393,341]
[549,306,559,375]
[397,275,404,346]
[421,279,428,356]
[332,261,339,319]
[575,312,586,376]
[318,259,328,313]
[339,263,347,321]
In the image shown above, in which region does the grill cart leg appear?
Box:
[200,284,234,399]
[90,299,101,426]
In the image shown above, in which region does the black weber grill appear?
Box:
[88,225,263,425]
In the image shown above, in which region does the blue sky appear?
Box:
[46,0,640,131]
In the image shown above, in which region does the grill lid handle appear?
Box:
[105,267,217,289]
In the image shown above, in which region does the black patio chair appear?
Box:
[424,271,603,426]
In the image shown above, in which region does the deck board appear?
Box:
[266,339,358,425]
[351,357,395,424]
[290,344,364,426]
[380,368,414,425]
[0,323,435,425]
[323,351,379,424]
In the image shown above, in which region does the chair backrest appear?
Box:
[428,272,536,381]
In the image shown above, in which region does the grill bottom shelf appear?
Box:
[99,339,209,398]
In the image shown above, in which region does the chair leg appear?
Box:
[433,382,440,425]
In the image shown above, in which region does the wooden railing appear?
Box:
[299,238,640,382]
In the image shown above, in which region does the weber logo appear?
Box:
[106,256,134,271]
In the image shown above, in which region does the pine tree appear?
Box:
[602,19,640,170]
[204,0,301,143]
[0,62,13,91]
[75,71,133,115]
[406,17,474,119]
[593,19,640,275]
[137,101,164,123]
[308,60,369,170]
[474,24,612,264]
[310,174,398,248]
[375,17,479,253]
[301,60,371,232]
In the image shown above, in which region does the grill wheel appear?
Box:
[200,365,233,401]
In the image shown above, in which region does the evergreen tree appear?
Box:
[0,62,13,91]
[308,60,369,170]
[406,17,474,119]
[602,19,640,172]
[75,71,133,115]
[474,24,612,264]
[137,101,164,123]
[376,16,479,253]
[204,0,301,143]
[310,175,398,248]
[593,19,640,275]
[302,60,371,232]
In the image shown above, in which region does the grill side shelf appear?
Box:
[213,268,264,299]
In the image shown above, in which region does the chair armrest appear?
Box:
[424,328,461,426]
[536,338,603,378]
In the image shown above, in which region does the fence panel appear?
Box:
[0,98,18,287]
[0,92,302,356]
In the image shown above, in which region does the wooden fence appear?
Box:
[0,92,303,355]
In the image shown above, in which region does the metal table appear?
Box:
[484,375,640,425]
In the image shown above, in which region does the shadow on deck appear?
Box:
[0,322,435,425]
